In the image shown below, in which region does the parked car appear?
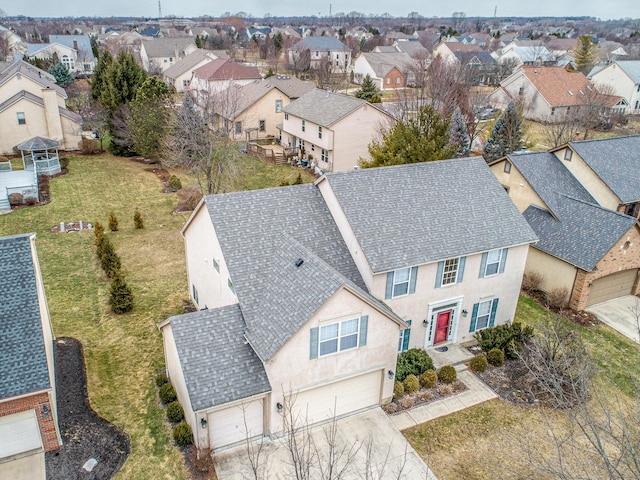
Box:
[476,107,500,120]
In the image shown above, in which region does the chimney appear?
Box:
[174,45,179,61]
[42,88,64,143]
[73,40,78,50]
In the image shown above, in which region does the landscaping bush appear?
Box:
[159,383,177,404]
[474,322,533,353]
[403,374,420,394]
[420,369,438,389]
[108,211,119,231]
[522,271,544,292]
[292,172,303,185]
[95,233,110,259]
[109,273,133,313]
[505,339,522,360]
[437,365,457,384]
[546,288,569,310]
[396,348,434,382]
[59,157,70,169]
[397,396,415,409]
[487,348,505,367]
[167,401,185,423]
[177,188,203,210]
[469,354,488,372]
[26,197,38,206]
[173,422,193,447]
[94,221,105,244]
[167,175,182,192]
[155,373,168,387]
[393,381,404,399]
[101,245,122,278]
[8,193,23,206]
[133,209,144,229]
[80,137,99,155]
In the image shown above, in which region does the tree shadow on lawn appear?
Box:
[46,337,130,480]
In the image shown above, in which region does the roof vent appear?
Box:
[568,90,573,96]
[295,258,304,267]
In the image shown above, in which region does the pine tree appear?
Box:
[48,62,73,87]
[354,74,382,103]
[133,209,144,229]
[128,77,170,160]
[449,107,471,157]
[93,221,105,245]
[99,52,147,112]
[571,35,599,75]
[265,67,275,78]
[108,211,119,231]
[109,273,133,314]
[99,239,121,277]
[483,101,523,163]
[195,35,202,48]
[91,50,113,101]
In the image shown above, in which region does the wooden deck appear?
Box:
[246,143,297,165]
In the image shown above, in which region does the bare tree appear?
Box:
[540,112,583,148]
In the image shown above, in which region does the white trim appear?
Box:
[424,296,464,348]
[196,391,268,415]
[287,366,384,395]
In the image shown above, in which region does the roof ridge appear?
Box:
[556,192,637,220]
[570,133,640,146]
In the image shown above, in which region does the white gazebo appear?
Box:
[16,136,61,176]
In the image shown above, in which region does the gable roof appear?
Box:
[162,49,216,79]
[0,90,82,123]
[359,52,412,77]
[393,41,428,57]
[283,89,388,127]
[0,234,51,400]
[192,58,261,81]
[291,36,350,52]
[594,60,640,84]
[441,42,484,54]
[141,37,196,58]
[200,183,401,361]
[454,51,497,66]
[321,157,538,273]
[0,60,66,98]
[567,135,640,204]
[166,304,270,412]
[504,45,555,63]
[48,35,96,62]
[524,198,637,271]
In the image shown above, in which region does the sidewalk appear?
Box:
[389,369,498,430]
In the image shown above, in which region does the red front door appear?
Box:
[434,310,452,345]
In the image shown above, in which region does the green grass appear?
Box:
[0,151,305,479]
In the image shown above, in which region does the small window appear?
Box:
[564,149,572,161]
[484,249,503,277]
[182,79,189,87]
[392,268,411,297]
[551,107,556,116]
[386,77,391,84]
[284,113,289,120]
[441,258,460,286]
[504,161,511,173]
[318,126,322,139]
[321,149,328,162]
[228,278,236,295]
[475,300,494,330]
[192,285,199,305]
[518,86,524,96]
[259,120,265,132]
[275,99,283,113]
[301,119,305,132]
[212,258,220,273]
[318,318,360,357]
[235,121,242,134]
[398,320,412,352]
[396,76,401,84]
[17,112,25,125]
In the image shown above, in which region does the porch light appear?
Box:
[200,418,207,429]
[422,319,428,326]
[42,403,50,416]
[462,309,468,317]
[388,370,395,379]
[276,402,283,413]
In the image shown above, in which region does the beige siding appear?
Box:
[525,247,577,298]
[591,63,640,110]
[490,159,548,213]
[183,205,238,310]
[263,287,401,435]
[1,75,66,108]
[233,89,293,140]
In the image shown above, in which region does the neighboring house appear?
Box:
[139,37,197,73]
[0,26,27,61]
[0,60,82,155]
[488,66,627,122]
[279,89,394,172]
[210,75,315,140]
[48,35,97,74]
[162,49,221,93]
[494,44,556,67]
[288,36,351,73]
[432,41,485,64]
[453,50,498,85]
[490,147,640,311]
[589,60,640,114]
[27,42,77,72]
[381,40,429,58]
[353,52,412,90]
[160,157,537,451]
[0,233,62,479]
[189,58,261,109]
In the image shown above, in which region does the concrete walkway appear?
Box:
[586,295,640,344]
[390,369,498,430]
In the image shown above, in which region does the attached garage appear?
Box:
[0,410,45,480]
[287,370,382,425]
[208,399,264,449]
[586,269,638,307]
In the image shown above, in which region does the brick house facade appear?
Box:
[0,392,60,451]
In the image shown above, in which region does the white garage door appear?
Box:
[287,370,382,425]
[208,399,264,449]
[586,269,638,307]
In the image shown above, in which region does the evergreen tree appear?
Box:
[571,35,599,75]
[133,209,144,229]
[362,104,455,168]
[195,35,202,48]
[265,67,275,78]
[128,77,170,160]
[354,74,381,103]
[109,273,133,314]
[449,107,471,157]
[101,244,122,278]
[48,62,73,87]
[91,50,113,101]
[108,211,119,231]
[483,101,523,162]
[93,221,105,245]
[100,52,147,112]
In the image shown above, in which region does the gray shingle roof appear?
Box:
[141,37,196,58]
[0,234,51,400]
[360,52,412,77]
[283,89,381,127]
[614,60,640,83]
[203,183,399,361]
[0,60,66,98]
[523,197,637,271]
[162,49,216,79]
[168,305,270,411]
[568,135,640,204]
[17,136,60,151]
[323,157,538,273]
[48,35,97,63]
[291,36,350,52]
[506,151,595,215]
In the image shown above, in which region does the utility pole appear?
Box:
[494,5,497,17]
[158,0,162,19]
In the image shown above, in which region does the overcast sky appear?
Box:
[3,1,639,21]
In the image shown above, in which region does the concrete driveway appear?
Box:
[586,295,640,343]
[214,407,436,480]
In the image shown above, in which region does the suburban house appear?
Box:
[278,89,393,172]
[493,44,556,67]
[488,66,627,122]
[0,26,27,61]
[432,41,486,64]
[589,60,640,114]
[189,58,261,109]
[288,36,351,73]
[453,50,498,85]
[48,35,97,74]
[353,52,413,90]
[162,49,223,93]
[209,75,315,140]
[489,136,640,310]
[159,157,537,451]
[0,233,62,479]
[27,42,77,73]
[139,37,197,73]
[0,60,82,155]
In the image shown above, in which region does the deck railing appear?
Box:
[0,162,12,172]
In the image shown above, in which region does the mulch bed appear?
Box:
[46,337,130,480]
[382,380,467,414]
[471,356,538,405]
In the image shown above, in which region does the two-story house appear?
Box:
[353,52,412,90]
[288,36,351,73]
[159,157,537,452]
[162,49,224,93]
[48,35,97,75]
[189,58,261,109]
[139,37,197,73]
[278,89,393,172]
[589,60,640,114]
[489,135,640,310]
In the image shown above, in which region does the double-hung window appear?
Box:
[275,99,283,113]
[301,119,306,132]
[385,266,418,299]
[311,316,368,358]
[17,112,25,125]
[318,126,322,139]
[435,257,466,287]
[469,298,499,332]
[398,320,412,352]
[479,248,508,278]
